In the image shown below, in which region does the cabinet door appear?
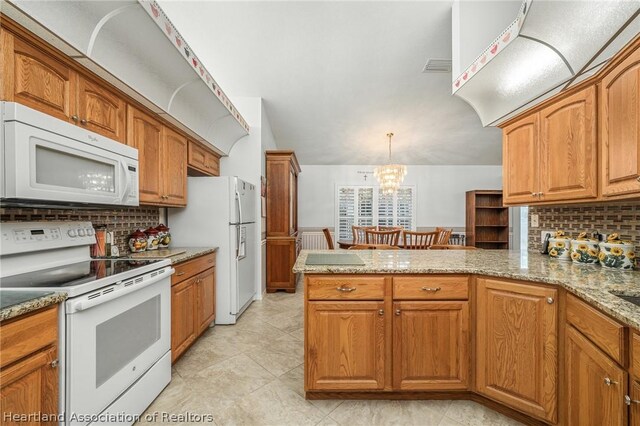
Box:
[171,277,197,363]
[393,301,469,390]
[502,114,539,204]
[566,326,627,426]
[600,43,640,198]
[161,126,188,206]
[196,268,215,334]
[77,75,126,142]
[306,301,386,391]
[0,346,58,425]
[1,31,77,122]
[127,106,163,204]
[539,86,597,201]
[476,278,558,423]
[631,380,640,426]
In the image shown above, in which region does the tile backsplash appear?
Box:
[1,206,160,255]
[528,201,640,253]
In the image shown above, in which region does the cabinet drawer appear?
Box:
[307,276,385,300]
[172,253,216,285]
[632,332,640,378]
[566,293,625,364]
[393,275,469,300]
[0,305,58,368]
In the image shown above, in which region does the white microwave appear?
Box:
[1,102,139,207]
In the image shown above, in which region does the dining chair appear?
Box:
[365,229,401,246]
[402,230,439,250]
[348,244,399,250]
[322,228,334,250]
[429,244,477,250]
[352,225,376,243]
[435,227,453,245]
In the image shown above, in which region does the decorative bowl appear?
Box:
[548,231,571,261]
[598,234,635,270]
[570,232,600,264]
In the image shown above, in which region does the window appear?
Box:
[335,185,416,240]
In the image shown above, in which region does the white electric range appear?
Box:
[0,221,174,425]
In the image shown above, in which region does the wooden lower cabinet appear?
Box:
[171,253,216,363]
[266,237,299,292]
[393,301,469,390]
[171,276,197,363]
[475,278,558,423]
[566,325,627,426]
[631,380,640,426]
[306,301,386,391]
[0,306,59,424]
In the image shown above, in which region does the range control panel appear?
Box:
[1,222,97,256]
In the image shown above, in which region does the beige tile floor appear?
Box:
[140,281,523,426]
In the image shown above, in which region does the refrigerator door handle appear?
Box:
[236,190,243,225]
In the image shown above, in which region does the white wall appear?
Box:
[298,165,502,229]
[452,0,521,77]
[221,97,278,298]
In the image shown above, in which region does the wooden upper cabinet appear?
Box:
[77,76,126,142]
[162,127,188,206]
[1,30,76,122]
[393,301,469,390]
[306,301,386,391]
[188,140,220,176]
[502,114,539,204]
[565,325,627,426]
[539,86,597,202]
[127,106,163,204]
[475,277,558,423]
[266,151,301,237]
[600,41,640,198]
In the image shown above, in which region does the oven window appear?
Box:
[95,296,161,387]
[35,145,116,193]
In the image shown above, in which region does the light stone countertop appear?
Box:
[168,247,218,264]
[293,249,640,330]
[0,291,67,322]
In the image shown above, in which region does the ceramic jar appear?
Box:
[144,227,160,251]
[570,232,600,265]
[548,230,571,261]
[598,233,635,270]
[128,229,148,253]
[155,224,171,248]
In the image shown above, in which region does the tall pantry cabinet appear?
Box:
[266,151,301,293]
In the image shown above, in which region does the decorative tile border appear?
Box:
[452,0,529,92]
[138,0,250,133]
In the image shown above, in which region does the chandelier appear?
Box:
[374,132,407,194]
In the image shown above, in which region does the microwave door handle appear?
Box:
[120,160,131,203]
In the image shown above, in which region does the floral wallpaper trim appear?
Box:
[452,0,529,93]
[138,0,250,133]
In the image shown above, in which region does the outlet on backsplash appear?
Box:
[530,214,539,228]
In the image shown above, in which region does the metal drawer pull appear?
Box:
[50,359,59,368]
[395,309,401,316]
[421,287,441,292]
[637,176,640,183]
[176,271,186,276]
[625,395,640,405]
[378,309,384,316]
[336,285,356,292]
[547,297,554,304]
[604,377,618,386]
[80,118,87,125]
[71,115,79,122]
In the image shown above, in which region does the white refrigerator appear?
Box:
[168,176,257,324]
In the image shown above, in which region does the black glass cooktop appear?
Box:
[0,259,162,289]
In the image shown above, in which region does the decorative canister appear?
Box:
[548,230,571,261]
[144,227,160,251]
[155,224,171,248]
[128,229,148,253]
[598,233,635,270]
[570,232,600,264]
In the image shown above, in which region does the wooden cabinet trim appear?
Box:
[632,332,640,379]
[172,253,216,286]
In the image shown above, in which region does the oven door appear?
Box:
[3,121,137,206]
[65,274,170,420]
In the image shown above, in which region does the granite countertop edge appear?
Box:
[293,250,640,331]
[0,292,67,322]
[169,247,218,265]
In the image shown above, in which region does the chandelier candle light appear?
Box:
[374,132,407,194]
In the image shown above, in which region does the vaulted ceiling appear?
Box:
[159,1,503,165]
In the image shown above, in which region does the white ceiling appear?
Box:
[159,1,503,165]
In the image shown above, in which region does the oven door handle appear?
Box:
[67,268,175,314]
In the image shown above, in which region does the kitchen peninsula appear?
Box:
[293,250,640,425]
